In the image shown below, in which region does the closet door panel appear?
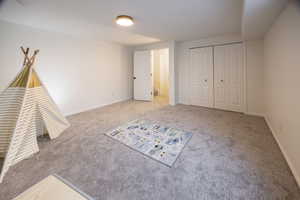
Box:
[189,47,214,107]
[214,46,227,110]
[228,44,244,112]
[214,43,244,112]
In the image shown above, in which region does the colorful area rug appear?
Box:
[106,119,193,167]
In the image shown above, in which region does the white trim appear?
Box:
[245,112,265,117]
[243,41,248,114]
[168,41,176,105]
[187,48,192,105]
[265,116,300,187]
[65,97,132,116]
[151,50,154,100]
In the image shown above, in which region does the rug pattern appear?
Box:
[106,119,193,167]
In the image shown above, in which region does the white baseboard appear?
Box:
[245,112,265,117]
[65,97,132,116]
[264,116,300,188]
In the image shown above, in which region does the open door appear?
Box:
[134,50,153,101]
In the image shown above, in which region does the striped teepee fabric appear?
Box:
[0,49,70,183]
[0,87,25,158]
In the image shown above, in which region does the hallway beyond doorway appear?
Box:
[152,48,169,102]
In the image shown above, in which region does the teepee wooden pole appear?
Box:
[30,50,39,67]
[20,47,39,67]
[21,47,31,66]
[23,48,29,66]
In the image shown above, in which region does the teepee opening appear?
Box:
[0,47,70,183]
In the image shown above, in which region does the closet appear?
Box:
[189,47,214,108]
[189,43,244,112]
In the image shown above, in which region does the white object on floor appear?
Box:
[0,48,70,183]
[12,175,93,200]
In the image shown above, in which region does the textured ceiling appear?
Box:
[242,0,288,40]
[0,0,288,45]
[0,0,243,45]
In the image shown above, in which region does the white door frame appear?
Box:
[134,41,175,105]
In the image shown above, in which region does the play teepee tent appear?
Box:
[0,47,70,183]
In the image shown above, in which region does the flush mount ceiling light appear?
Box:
[116,15,134,27]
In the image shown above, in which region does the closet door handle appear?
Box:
[220,80,224,82]
[204,79,207,82]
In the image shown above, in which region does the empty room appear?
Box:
[0,0,300,199]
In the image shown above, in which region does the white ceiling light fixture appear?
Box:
[116,15,134,27]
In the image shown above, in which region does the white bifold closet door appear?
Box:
[214,43,244,112]
[189,47,214,107]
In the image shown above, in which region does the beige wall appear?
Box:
[0,20,133,115]
[245,39,265,116]
[264,0,300,186]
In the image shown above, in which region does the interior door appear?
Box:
[214,43,244,112]
[134,50,152,101]
[189,47,214,107]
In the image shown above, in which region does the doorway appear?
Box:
[133,48,169,104]
[152,48,169,104]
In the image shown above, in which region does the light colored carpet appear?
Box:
[0,99,299,200]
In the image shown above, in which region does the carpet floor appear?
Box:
[0,99,299,200]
